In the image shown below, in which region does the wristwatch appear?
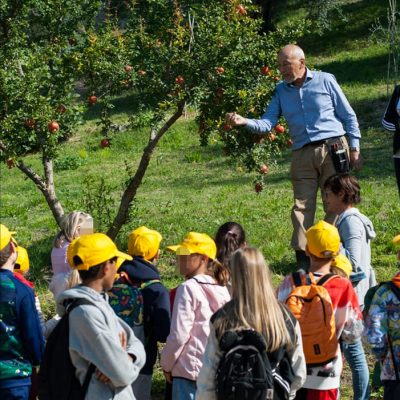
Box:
[350,147,359,152]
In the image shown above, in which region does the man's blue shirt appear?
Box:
[245,69,361,150]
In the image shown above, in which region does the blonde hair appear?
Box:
[214,247,293,352]
[53,211,91,248]
[67,268,82,289]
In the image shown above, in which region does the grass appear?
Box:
[0,0,399,398]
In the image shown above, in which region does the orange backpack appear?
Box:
[285,272,339,366]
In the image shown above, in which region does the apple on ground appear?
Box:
[255,182,263,193]
[100,138,111,148]
[216,66,225,75]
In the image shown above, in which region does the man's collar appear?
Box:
[287,68,313,87]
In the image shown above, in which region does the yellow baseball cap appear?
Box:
[15,246,29,273]
[67,233,132,271]
[331,253,352,278]
[167,232,216,260]
[393,235,400,246]
[127,226,162,260]
[306,221,340,259]
[0,224,16,251]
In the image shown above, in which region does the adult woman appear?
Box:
[196,247,306,400]
[324,173,376,400]
[50,211,92,299]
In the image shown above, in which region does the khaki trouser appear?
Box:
[290,137,349,251]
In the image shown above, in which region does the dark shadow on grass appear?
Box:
[269,254,297,276]
[27,236,54,287]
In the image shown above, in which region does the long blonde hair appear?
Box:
[214,247,292,352]
[53,211,91,248]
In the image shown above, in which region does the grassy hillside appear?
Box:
[0,0,398,398]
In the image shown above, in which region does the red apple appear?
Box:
[100,138,111,148]
[138,70,146,76]
[216,66,225,75]
[175,75,185,86]
[236,5,247,15]
[274,124,285,134]
[48,121,59,133]
[287,139,293,147]
[222,124,231,132]
[25,119,35,129]
[269,133,276,141]
[124,65,133,73]
[57,104,67,114]
[255,182,263,193]
[88,95,97,105]
[216,87,224,97]
[259,164,269,174]
[260,66,270,75]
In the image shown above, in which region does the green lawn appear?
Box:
[0,0,399,398]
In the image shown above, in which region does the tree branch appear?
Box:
[107,99,186,239]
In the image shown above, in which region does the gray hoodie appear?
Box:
[336,207,377,308]
[57,285,146,400]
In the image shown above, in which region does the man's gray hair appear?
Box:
[279,44,305,60]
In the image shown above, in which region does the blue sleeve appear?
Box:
[18,288,45,366]
[338,216,363,274]
[144,284,171,343]
[245,89,281,133]
[326,73,361,148]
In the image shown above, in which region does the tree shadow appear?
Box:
[26,235,54,287]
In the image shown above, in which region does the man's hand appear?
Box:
[350,150,363,171]
[225,112,247,127]
[163,370,172,384]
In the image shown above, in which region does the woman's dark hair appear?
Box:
[215,222,246,268]
[74,256,117,281]
[0,242,12,267]
[324,173,361,205]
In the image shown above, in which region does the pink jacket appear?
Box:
[160,274,230,381]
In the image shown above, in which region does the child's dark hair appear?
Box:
[324,174,361,205]
[0,242,12,267]
[73,256,117,281]
[215,222,246,268]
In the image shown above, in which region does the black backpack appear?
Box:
[215,310,296,400]
[38,298,96,400]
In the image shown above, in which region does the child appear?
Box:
[0,224,44,400]
[196,247,306,400]
[57,232,145,400]
[116,226,171,400]
[277,221,363,400]
[50,211,92,299]
[324,173,376,400]
[160,232,231,400]
[214,221,247,269]
[365,234,400,399]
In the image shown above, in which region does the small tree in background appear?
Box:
[0,0,307,238]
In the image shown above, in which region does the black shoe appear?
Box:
[295,250,310,271]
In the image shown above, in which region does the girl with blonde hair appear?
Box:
[196,247,306,400]
[50,211,92,299]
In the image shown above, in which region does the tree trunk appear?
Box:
[107,99,186,239]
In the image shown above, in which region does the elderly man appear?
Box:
[226,44,362,268]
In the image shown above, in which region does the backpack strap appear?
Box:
[65,298,96,400]
[140,279,161,289]
[291,271,315,287]
[316,273,338,287]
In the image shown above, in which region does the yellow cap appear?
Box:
[67,233,132,271]
[331,253,352,278]
[167,232,216,260]
[393,235,400,246]
[306,221,340,259]
[127,226,162,260]
[0,224,16,251]
[15,246,30,273]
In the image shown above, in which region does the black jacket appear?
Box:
[119,257,171,375]
[382,85,400,153]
